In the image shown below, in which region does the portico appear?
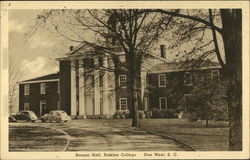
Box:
[68,51,116,118]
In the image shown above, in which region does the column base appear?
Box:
[70,115,87,119]
[99,114,111,119]
[71,115,112,119]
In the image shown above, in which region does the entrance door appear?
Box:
[40,100,46,116]
[85,95,94,115]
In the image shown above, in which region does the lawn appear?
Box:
[9,124,68,151]
[138,119,229,151]
[80,118,229,151]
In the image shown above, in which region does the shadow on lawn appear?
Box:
[9,125,68,151]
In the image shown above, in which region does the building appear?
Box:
[19,43,222,118]
[147,61,221,112]
[19,73,59,116]
[57,44,130,118]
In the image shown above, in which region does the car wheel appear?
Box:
[41,118,46,122]
[26,118,31,122]
[56,118,61,123]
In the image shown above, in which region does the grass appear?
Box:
[138,119,229,151]
[9,125,68,151]
[9,119,229,151]
[76,118,229,151]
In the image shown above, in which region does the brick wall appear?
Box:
[59,60,71,115]
[147,69,221,110]
[19,81,59,116]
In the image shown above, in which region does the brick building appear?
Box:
[19,73,59,116]
[147,61,221,112]
[19,44,222,118]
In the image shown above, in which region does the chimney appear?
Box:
[160,45,166,58]
[70,46,74,51]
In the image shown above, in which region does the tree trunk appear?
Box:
[205,118,209,128]
[128,54,141,128]
[131,78,141,127]
[220,9,242,151]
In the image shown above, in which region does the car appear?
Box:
[40,110,71,123]
[10,110,38,122]
[9,115,17,122]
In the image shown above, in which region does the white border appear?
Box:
[1,1,249,159]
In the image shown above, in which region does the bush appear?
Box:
[161,109,178,118]
[150,108,178,118]
[151,108,162,118]
[137,110,146,119]
[145,110,152,118]
[114,110,130,119]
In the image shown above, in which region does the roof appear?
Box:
[148,60,221,74]
[20,73,59,84]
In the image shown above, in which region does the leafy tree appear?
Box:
[186,71,227,127]
[147,8,242,151]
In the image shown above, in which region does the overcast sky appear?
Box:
[9,9,224,81]
[9,9,78,81]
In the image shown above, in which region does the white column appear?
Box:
[102,55,109,115]
[94,58,101,115]
[78,59,85,116]
[141,71,147,108]
[107,57,116,115]
[71,60,77,116]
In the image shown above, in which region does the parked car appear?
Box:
[9,115,17,122]
[9,110,38,122]
[40,110,71,123]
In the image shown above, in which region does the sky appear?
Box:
[9,9,224,81]
[9,9,77,81]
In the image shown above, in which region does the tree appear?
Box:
[34,9,242,150]
[186,71,227,127]
[9,64,23,114]
[148,9,242,151]
[35,9,175,127]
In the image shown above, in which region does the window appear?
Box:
[119,98,127,110]
[40,83,46,94]
[184,72,192,86]
[83,58,94,68]
[211,70,220,80]
[24,103,29,110]
[159,97,167,110]
[158,74,166,87]
[119,75,127,88]
[24,84,29,95]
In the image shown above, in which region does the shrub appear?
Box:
[114,110,130,119]
[150,108,178,118]
[137,110,146,119]
[145,110,152,118]
[161,109,178,118]
[151,108,162,118]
